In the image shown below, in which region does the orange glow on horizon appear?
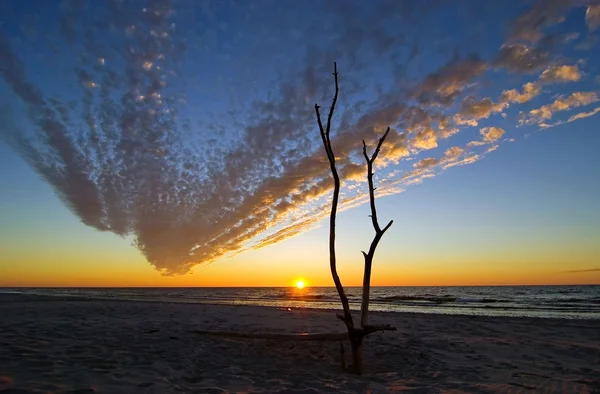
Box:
[1,239,598,288]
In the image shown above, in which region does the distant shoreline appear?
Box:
[1,291,599,322]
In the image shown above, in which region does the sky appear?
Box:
[0,0,599,287]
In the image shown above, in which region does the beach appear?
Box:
[1,294,599,393]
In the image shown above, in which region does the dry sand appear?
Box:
[1,294,599,393]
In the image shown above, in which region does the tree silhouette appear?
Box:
[314,62,396,374]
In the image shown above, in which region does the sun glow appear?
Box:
[295,279,305,289]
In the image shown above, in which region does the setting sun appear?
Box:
[295,279,305,289]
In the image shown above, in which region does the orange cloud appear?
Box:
[568,106,600,122]
[539,64,581,83]
[443,154,480,169]
[481,127,506,143]
[411,128,438,150]
[454,96,506,126]
[413,157,439,170]
[500,82,542,104]
[522,91,599,126]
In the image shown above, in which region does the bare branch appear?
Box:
[193,330,348,341]
[315,104,333,164]
[316,62,354,335]
[370,127,391,163]
[360,127,394,333]
[326,62,339,140]
[382,220,393,234]
[359,324,397,337]
[317,63,395,375]
[362,127,392,235]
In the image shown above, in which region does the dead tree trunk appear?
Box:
[314,62,355,333]
[315,63,395,375]
[356,127,394,370]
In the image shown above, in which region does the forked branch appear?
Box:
[360,127,394,328]
[316,62,396,375]
[361,127,393,236]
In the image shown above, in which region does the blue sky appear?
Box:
[0,0,599,286]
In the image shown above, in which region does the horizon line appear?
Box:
[1,284,599,289]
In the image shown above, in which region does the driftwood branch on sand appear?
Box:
[192,330,348,341]
[191,325,397,341]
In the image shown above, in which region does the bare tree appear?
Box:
[315,62,395,375]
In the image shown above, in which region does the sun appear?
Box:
[295,279,305,289]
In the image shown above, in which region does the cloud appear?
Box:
[492,63,580,115]
[481,127,505,143]
[467,127,506,147]
[540,105,600,128]
[568,106,600,121]
[454,96,506,126]
[412,55,486,106]
[495,0,581,74]
[456,63,581,126]
[508,0,575,43]
[467,140,486,147]
[443,146,464,159]
[551,91,598,110]
[539,64,581,82]
[411,127,438,150]
[485,145,499,153]
[0,0,594,275]
[500,82,542,104]
[522,91,599,125]
[587,5,600,31]
[494,43,551,73]
[442,154,480,169]
[560,267,600,273]
[413,157,439,170]
[0,0,445,274]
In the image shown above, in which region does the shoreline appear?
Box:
[1,292,598,322]
[1,297,599,393]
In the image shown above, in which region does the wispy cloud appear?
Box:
[560,268,600,273]
[568,106,600,121]
[521,91,599,126]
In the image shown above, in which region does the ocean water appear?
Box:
[2,285,599,320]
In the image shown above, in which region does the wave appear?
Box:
[275,293,329,301]
[551,297,600,304]
[371,294,600,306]
[372,295,455,303]
[371,295,510,304]
[0,289,23,294]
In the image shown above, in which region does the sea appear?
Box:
[1,285,599,320]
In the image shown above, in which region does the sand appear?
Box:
[1,294,599,393]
